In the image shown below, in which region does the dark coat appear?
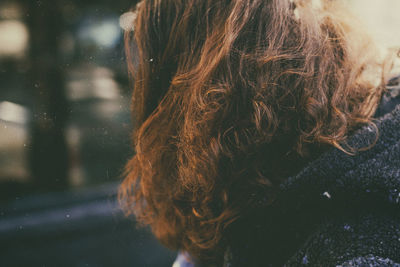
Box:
[224,88,400,266]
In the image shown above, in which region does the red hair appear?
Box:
[119,0,388,262]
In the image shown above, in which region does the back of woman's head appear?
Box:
[120,0,387,261]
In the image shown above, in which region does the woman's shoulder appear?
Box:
[224,99,400,266]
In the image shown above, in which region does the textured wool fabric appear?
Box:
[224,101,400,266]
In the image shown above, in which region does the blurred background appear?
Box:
[0,0,176,266]
[0,0,399,266]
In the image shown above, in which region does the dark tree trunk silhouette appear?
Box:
[26,0,69,190]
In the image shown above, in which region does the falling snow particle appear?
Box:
[322,191,331,199]
[344,224,351,231]
[302,255,309,265]
[367,126,374,132]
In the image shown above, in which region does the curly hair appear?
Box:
[119,0,389,262]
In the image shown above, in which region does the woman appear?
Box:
[119,0,400,265]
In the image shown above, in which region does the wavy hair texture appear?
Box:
[119,0,390,262]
